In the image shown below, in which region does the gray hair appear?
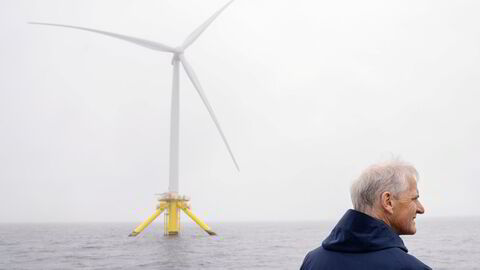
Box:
[350,159,419,213]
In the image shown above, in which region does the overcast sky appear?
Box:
[1,0,479,223]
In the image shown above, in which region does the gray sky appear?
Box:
[1,0,479,223]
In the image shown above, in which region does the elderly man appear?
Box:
[300,160,431,270]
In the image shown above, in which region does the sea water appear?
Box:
[1,217,479,269]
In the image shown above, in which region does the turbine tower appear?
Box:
[31,0,238,236]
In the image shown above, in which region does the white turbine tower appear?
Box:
[31,0,238,236]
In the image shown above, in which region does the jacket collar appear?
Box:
[322,209,408,253]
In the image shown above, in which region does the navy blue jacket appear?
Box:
[300,209,431,270]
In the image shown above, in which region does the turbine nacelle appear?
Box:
[171,52,183,65]
[173,47,184,54]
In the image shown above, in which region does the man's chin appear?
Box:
[407,225,416,235]
[398,224,416,235]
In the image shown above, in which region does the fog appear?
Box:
[1,0,479,223]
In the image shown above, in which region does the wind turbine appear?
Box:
[31,0,238,236]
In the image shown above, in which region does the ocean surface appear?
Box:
[1,217,479,270]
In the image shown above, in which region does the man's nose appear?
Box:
[416,200,425,214]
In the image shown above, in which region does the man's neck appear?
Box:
[360,208,393,228]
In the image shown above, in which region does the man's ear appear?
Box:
[380,191,394,214]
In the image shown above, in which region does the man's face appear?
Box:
[390,177,425,235]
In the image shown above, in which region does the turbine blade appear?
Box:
[29,22,175,52]
[179,55,240,171]
[181,0,234,50]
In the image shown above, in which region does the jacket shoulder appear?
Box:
[387,248,432,270]
[300,247,431,270]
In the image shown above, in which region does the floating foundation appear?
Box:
[129,192,216,237]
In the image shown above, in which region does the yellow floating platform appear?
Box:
[129,192,216,237]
